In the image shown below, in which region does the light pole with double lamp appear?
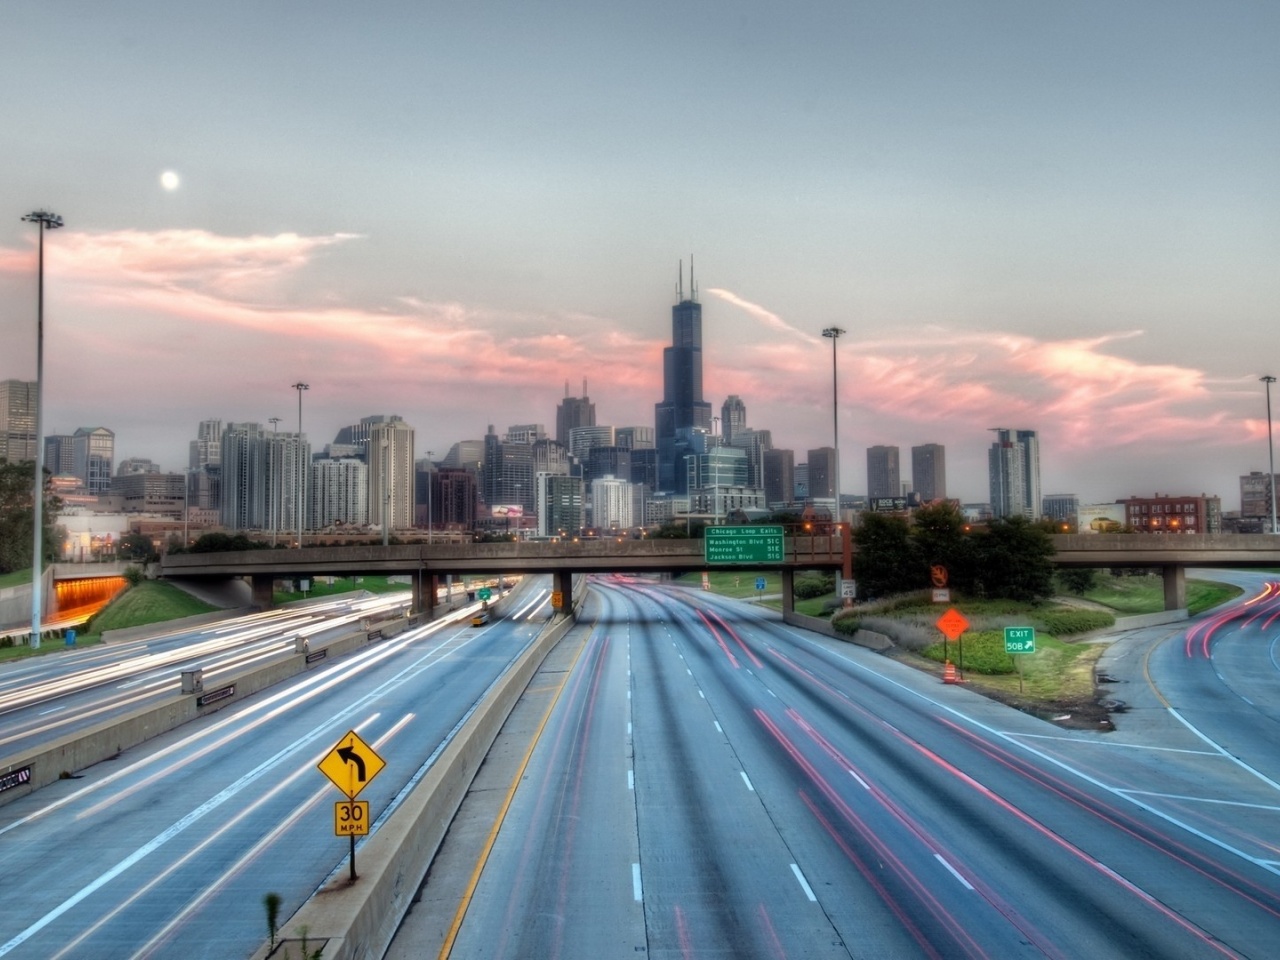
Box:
[822,325,845,601]
[1263,376,1277,535]
[22,209,64,649]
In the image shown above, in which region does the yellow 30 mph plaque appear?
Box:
[334,800,369,836]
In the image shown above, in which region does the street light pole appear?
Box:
[268,417,281,546]
[22,209,64,649]
[292,383,308,547]
[821,327,845,517]
[381,438,390,548]
[1264,376,1277,535]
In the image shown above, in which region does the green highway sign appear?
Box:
[704,526,785,564]
[1004,626,1036,654]
[478,587,492,601]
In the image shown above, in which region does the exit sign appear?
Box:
[704,526,784,564]
[1004,626,1036,654]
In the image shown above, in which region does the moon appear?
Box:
[160,171,180,191]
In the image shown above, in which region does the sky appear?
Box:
[2,1,1277,506]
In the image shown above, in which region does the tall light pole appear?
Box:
[268,417,281,546]
[821,327,845,519]
[292,383,308,547]
[22,209,64,649]
[1264,376,1277,535]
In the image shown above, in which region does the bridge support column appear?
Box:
[780,568,795,617]
[1162,565,1186,611]
[554,570,573,617]
[412,572,437,618]
[250,574,274,611]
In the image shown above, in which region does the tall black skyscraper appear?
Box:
[655,261,712,492]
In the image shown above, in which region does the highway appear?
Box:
[0,580,554,960]
[0,592,412,758]
[416,575,1280,959]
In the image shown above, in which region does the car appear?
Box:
[471,611,490,627]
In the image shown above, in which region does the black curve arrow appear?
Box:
[337,745,366,781]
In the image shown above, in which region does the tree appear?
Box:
[911,501,975,593]
[189,532,270,553]
[119,531,159,562]
[0,460,61,574]
[853,512,917,600]
[1058,567,1099,596]
[969,516,1056,603]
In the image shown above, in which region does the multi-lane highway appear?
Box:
[0,580,554,959]
[412,574,1280,959]
[4,571,1280,959]
[0,592,412,757]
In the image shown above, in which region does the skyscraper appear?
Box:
[556,381,595,447]
[988,428,1041,519]
[806,447,837,500]
[721,395,746,445]
[911,443,946,501]
[368,417,415,532]
[866,445,901,499]
[72,427,115,494]
[763,448,795,508]
[655,261,712,493]
[0,380,37,463]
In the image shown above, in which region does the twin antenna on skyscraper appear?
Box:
[676,257,698,303]
[564,378,588,398]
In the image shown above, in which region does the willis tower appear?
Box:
[655,260,712,493]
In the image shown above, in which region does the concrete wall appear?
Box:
[781,609,894,651]
[0,566,54,632]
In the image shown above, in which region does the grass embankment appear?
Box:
[82,581,217,640]
[674,571,838,617]
[1083,573,1242,616]
[273,574,413,604]
[0,568,34,589]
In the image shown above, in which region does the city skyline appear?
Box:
[2,3,1277,504]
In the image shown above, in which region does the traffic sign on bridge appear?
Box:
[704,526,784,564]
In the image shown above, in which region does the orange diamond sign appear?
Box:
[935,608,970,641]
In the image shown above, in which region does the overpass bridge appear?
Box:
[158,532,1280,617]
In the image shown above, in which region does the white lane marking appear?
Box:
[1116,789,1280,812]
[687,668,692,676]
[38,706,66,716]
[632,863,643,901]
[698,690,705,699]
[740,771,754,792]
[790,863,817,901]
[935,854,974,890]
[628,770,634,790]
[848,769,870,789]
[627,722,632,737]
[714,721,722,733]
[1009,733,1219,755]
[805,634,1280,878]
[627,690,631,700]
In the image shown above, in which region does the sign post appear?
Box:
[1003,627,1036,693]
[935,608,970,682]
[319,729,386,881]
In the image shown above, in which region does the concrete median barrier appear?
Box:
[251,585,584,960]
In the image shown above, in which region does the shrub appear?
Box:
[921,630,1016,674]
[794,572,835,600]
[831,613,861,636]
[1032,609,1114,636]
[123,565,144,586]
